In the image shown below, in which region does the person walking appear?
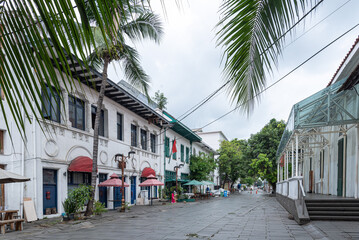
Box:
[171,191,176,203]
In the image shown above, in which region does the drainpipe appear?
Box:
[33,110,37,212]
[356,124,359,199]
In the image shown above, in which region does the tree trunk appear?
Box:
[85,57,110,216]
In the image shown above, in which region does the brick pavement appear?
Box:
[3,192,359,239]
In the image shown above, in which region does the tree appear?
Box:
[0,0,144,136]
[246,119,286,191]
[189,153,216,181]
[217,139,245,188]
[216,0,316,111]
[250,153,276,186]
[84,1,163,215]
[152,90,168,110]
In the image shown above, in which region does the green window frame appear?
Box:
[180,145,184,162]
[172,140,177,159]
[165,137,170,157]
[186,147,189,163]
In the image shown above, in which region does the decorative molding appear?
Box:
[44,139,59,157]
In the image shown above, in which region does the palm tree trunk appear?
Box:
[85,57,110,216]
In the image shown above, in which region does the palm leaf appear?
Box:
[216,0,317,112]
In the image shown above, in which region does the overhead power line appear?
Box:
[176,0,326,122]
[158,22,359,145]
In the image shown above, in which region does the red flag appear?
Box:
[172,139,177,153]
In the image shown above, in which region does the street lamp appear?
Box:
[174,164,184,194]
[114,151,135,212]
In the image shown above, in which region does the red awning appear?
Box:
[141,167,155,178]
[68,156,93,173]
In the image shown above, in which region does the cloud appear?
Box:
[108,0,359,141]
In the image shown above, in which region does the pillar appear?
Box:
[296,134,299,177]
[292,141,294,177]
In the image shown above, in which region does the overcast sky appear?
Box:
[108,0,359,141]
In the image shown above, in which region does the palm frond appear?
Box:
[118,43,150,96]
[0,0,132,136]
[121,12,163,43]
[216,0,316,112]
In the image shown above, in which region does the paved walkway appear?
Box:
[3,191,359,239]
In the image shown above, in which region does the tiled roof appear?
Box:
[327,35,359,87]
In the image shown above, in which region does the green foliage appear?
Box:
[152,90,168,110]
[241,177,255,186]
[170,186,183,195]
[216,0,312,111]
[93,201,107,215]
[189,153,216,181]
[63,185,92,215]
[217,139,246,187]
[246,119,285,188]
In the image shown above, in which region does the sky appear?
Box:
[107,0,359,141]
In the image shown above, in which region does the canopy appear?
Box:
[141,167,156,178]
[201,180,215,185]
[68,156,93,173]
[146,174,157,179]
[98,173,129,187]
[139,179,164,187]
[184,180,204,186]
[0,169,30,183]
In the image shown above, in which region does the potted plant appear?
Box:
[62,198,76,220]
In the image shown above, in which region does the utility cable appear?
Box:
[157,22,359,145]
[176,0,326,122]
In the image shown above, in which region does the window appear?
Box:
[42,85,61,123]
[172,140,177,160]
[193,148,196,156]
[117,113,123,141]
[0,130,3,154]
[141,129,147,150]
[165,137,170,157]
[150,134,156,153]
[69,96,85,130]
[131,124,137,147]
[186,147,189,163]
[180,145,184,162]
[91,105,104,137]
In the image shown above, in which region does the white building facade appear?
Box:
[0,57,217,219]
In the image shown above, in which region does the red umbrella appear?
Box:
[139,174,164,205]
[98,173,129,209]
[98,173,129,187]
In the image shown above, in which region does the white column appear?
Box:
[292,141,294,177]
[296,134,299,177]
[286,151,289,180]
[277,162,280,183]
[284,153,286,181]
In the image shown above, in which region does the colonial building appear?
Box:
[0,55,217,219]
[276,37,359,223]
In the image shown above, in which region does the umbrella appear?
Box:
[98,173,129,209]
[98,173,129,187]
[0,168,30,183]
[183,180,204,186]
[139,174,164,205]
[201,180,215,185]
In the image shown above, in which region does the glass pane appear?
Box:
[76,100,84,130]
[69,97,75,128]
[43,169,56,184]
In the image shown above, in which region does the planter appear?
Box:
[63,213,75,221]
[177,198,195,202]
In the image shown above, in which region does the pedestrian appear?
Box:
[171,191,176,203]
[206,186,210,193]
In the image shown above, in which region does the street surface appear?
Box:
[5,191,359,239]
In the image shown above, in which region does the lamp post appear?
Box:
[115,151,135,212]
[174,164,184,194]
